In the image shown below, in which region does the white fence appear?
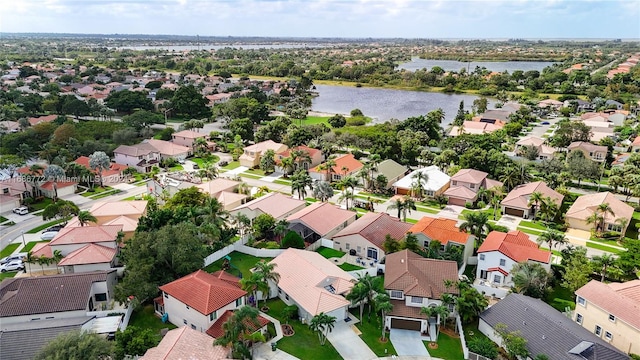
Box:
[203,243,237,267]
[456,315,469,359]
[348,268,378,278]
[468,353,492,360]
[203,242,286,267]
[305,238,334,251]
[473,281,509,299]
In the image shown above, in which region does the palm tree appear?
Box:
[291,170,313,200]
[455,281,488,324]
[291,149,311,171]
[214,306,263,359]
[338,188,355,210]
[346,282,368,321]
[373,293,393,341]
[511,262,550,299]
[17,143,34,160]
[357,167,371,190]
[312,181,334,202]
[356,273,384,317]
[27,164,44,198]
[459,211,491,248]
[410,171,428,199]
[366,154,381,189]
[52,249,63,274]
[192,137,208,155]
[253,260,280,303]
[232,213,251,238]
[527,191,545,220]
[596,203,615,235]
[420,305,449,338]
[77,210,97,227]
[24,251,35,276]
[440,293,457,330]
[537,229,567,250]
[280,156,295,177]
[323,158,336,181]
[310,312,336,346]
[592,254,616,281]
[199,161,219,180]
[273,220,289,242]
[615,217,629,241]
[240,272,262,307]
[586,212,605,235]
[43,164,66,202]
[489,186,505,220]
[539,196,559,224]
[387,197,407,219]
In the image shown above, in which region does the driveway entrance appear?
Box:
[389,329,431,357]
[326,320,376,360]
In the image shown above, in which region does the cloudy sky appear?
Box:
[2,0,639,39]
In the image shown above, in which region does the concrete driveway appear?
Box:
[390,329,431,358]
[326,320,377,360]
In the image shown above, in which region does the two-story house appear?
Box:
[444,169,503,206]
[113,143,161,173]
[475,230,551,298]
[515,136,557,160]
[574,280,640,355]
[239,140,288,168]
[568,141,608,163]
[383,250,459,340]
[309,153,364,182]
[408,216,474,265]
[275,145,324,172]
[171,130,213,150]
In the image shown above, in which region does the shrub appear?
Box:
[346,116,366,126]
[477,201,486,208]
[281,231,304,249]
[465,202,474,209]
[490,224,510,233]
[468,336,498,359]
[264,241,280,249]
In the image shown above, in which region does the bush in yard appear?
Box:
[477,201,486,208]
[281,231,304,249]
[468,336,499,359]
[282,305,299,323]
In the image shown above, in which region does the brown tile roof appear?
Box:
[49,225,122,246]
[243,140,287,153]
[333,212,411,248]
[478,230,551,264]
[409,216,470,246]
[443,185,478,201]
[501,181,564,210]
[576,280,640,330]
[141,326,230,360]
[39,180,77,190]
[0,271,112,317]
[90,200,148,218]
[31,242,52,258]
[388,299,429,319]
[384,250,459,299]
[27,114,57,126]
[205,310,270,338]
[451,168,488,184]
[57,244,117,266]
[145,139,190,156]
[159,270,246,315]
[568,141,607,153]
[114,143,158,157]
[286,202,356,237]
[172,130,209,139]
[74,156,128,177]
[196,178,240,196]
[566,192,634,225]
[233,192,306,219]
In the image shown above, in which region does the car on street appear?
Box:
[541,121,550,125]
[40,231,59,240]
[218,160,229,167]
[0,260,25,272]
[0,253,27,265]
[45,225,64,232]
[192,163,200,169]
[12,206,28,215]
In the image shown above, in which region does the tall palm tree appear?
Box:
[312,181,334,202]
[273,220,289,242]
[214,306,262,359]
[586,212,605,235]
[420,305,449,338]
[400,197,416,222]
[346,282,368,321]
[291,149,311,170]
[539,196,559,224]
[280,156,295,177]
[52,249,63,274]
[310,312,336,346]
[459,211,491,248]
[240,272,262,307]
[615,217,629,241]
[537,229,567,249]
[77,210,97,227]
[527,191,545,220]
[367,154,381,188]
[440,293,457,330]
[596,203,615,235]
[291,170,313,200]
[592,254,616,281]
[253,260,280,303]
[27,164,44,198]
[387,197,406,219]
[410,171,428,199]
[455,281,488,324]
[322,158,336,182]
[232,213,251,238]
[373,293,393,340]
[488,186,505,220]
[338,188,355,210]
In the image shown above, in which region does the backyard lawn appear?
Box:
[203,251,271,279]
[351,311,397,357]
[264,299,342,359]
[544,284,575,312]
[461,207,502,221]
[129,304,177,335]
[338,263,364,271]
[302,116,331,126]
[30,198,53,211]
[425,332,464,360]
[1,243,20,257]
[191,155,220,167]
[316,246,345,259]
[221,161,241,170]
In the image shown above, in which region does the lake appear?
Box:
[311,84,496,125]
[116,44,325,51]
[398,58,555,73]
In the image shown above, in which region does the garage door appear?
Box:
[390,318,421,331]
[504,207,524,217]
[448,197,466,206]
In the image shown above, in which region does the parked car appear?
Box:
[12,206,28,215]
[178,158,186,164]
[218,160,229,167]
[45,225,64,232]
[0,260,25,273]
[192,164,200,170]
[541,121,550,125]
[0,253,27,265]
[40,231,58,240]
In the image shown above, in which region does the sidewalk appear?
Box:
[253,312,300,360]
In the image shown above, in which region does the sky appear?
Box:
[1,0,639,39]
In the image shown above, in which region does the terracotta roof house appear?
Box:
[501,181,564,219]
[565,192,634,235]
[171,130,213,150]
[47,224,122,257]
[409,216,474,264]
[0,270,117,325]
[309,153,364,182]
[275,145,324,172]
[568,141,608,163]
[475,230,551,298]
[332,212,412,261]
[448,120,504,137]
[145,139,191,159]
[196,178,247,210]
[574,280,640,355]
[16,165,78,200]
[372,159,408,190]
[383,250,459,338]
[239,140,287,168]
[392,165,450,197]
[537,98,563,109]
[113,143,161,173]
[286,202,357,245]
[444,168,502,206]
[89,200,148,224]
[74,156,128,185]
[156,270,248,333]
[57,244,118,274]
[480,294,629,360]
[141,326,230,360]
[0,178,31,213]
[27,114,58,126]
[205,309,270,339]
[515,136,557,160]
[230,192,306,221]
[267,248,355,323]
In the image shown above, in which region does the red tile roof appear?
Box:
[74,156,128,177]
[57,244,117,266]
[409,216,470,246]
[384,250,459,298]
[205,310,270,338]
[277,145,321,158]
[487,267,509,276]
[333,212,411,249]
[39,180,77,191]
[28,114,58,126]
[311,153,363,175]
[478,230,551,264]
[49,225,122,246]
[287,202,356,237]
[159,270,246,315]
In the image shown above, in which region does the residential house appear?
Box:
[0,178,31,213]
[205,309,270,340]
[480,293,629,360]
[0,270,117,325]
[568,141,608,163]
[565,192,634,234]
[444,169,502,206]
[309,153,364,182]
[0,120,20,133]
[275,145,324,172]
[74,156,129,185]
[332,212,412,261]
[267,248,355,323]
[631,136,640,153]
[239,140,288,168]
[286,202,357,245]
[47,224,122,257]
[141,326,230,360]
[448,121,503,137]
[408,216,474,265]
[17,165,78,199]
[538,99,563,110]
[574,280,640,355]
[57,244,119,274]
[501,181,564,219]
[27,114,58,126]
[113,143,161,173]
[475,230,551,298]
[515,136,557,160]
[66,200,148,240]
[230,192,306,222]
[171,130,214,151]
[371,159,408,190]
[156,270,248,333]
[144,139,191,160]
[392,166,450,197]
[383,250,459,338]
[196,178,247,210]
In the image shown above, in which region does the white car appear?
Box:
[0,253,27,265]
[0,260,24,273]
[13,206,28,215]
[40,231,58,240]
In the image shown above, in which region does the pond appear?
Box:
[311,84,496,125]
[398,58,556,73]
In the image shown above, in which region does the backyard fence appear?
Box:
[203,242,285,267]
[456,315,470,359]
[203,243,237,267]
[468,352,492,360]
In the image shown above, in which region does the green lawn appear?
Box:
[203,251,271,279]
[544,284,576,312]
[0,216,8,223]
[316,247,345,259]
[129,304,177,335]
[358,192,391,200]
[351,311,397,357]
[302,116,331,126]
[1,243,20,257]
[516,226,544,236]
[625,212,639,240]
[415,205,440,214]
[274,179,291,185]
[168,164,184,171]
[338,263,365,271]
[80,186,115,198]
[222,161,241,170]
[90,190,122,200]
[191,155,221,167]
[585,241,623,254]
[30,198,53,211]
[519,220,548,231]
[405,218,418,224]
[21,241,48,253]
[26,219,66,234]
[463,319,491,344]
[425,332,464,360]
[0,271,18,281]
[240,173,263,180]
[461,207,502,221]
[265,299,342,359]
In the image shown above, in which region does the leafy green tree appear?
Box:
[281,231,304,249]
[312,180,334,202]
[456,281,488,324]
[35,330,114,360]
[561,246,592,292]
[42,199,79,224]
[309,312,337,346]
[382,234,402,255]
[468,336,498,359]
[170,85,210,118]
[122,110,165,131]
[89,151,110,188]
[165,187,209,208]
[105,90,153,113]
[214,306,264,359]
[43,164,66,202]
[252,213,276,240]
[495,323,529,360]
[615,239,640,279]
[228,118,254,141]
[511,262,550,298]
[259,149,276,173]
[328,114,347,128]
[114,326,159,360]
[77,210,98,226]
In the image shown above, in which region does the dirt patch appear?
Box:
[440,327,460,338]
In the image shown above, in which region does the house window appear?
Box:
[609,314,615,322]
[183,319,188,325]
[577,296,586,306]
[357,246,361,253]
[479,254,485,261]
[470,184,475,189]
[576,314,583,324]
[607,223,622,232]
[236,298,242,307]
[191,324,196,330]
[186,305,190,310]
[493,275,501,284]
[605,331,613,341]
[425,190,434,197]
[210,311,217,321]
[595,325,602,336]
[278,288,282,294]
[285,294,289,301]
[346,243,350,250]
[390,290,403,299]
[452,181,457,186]
[499,259,506,266]
[411,296,422,304]
[94,293,107,302]
[164,293,169,299]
